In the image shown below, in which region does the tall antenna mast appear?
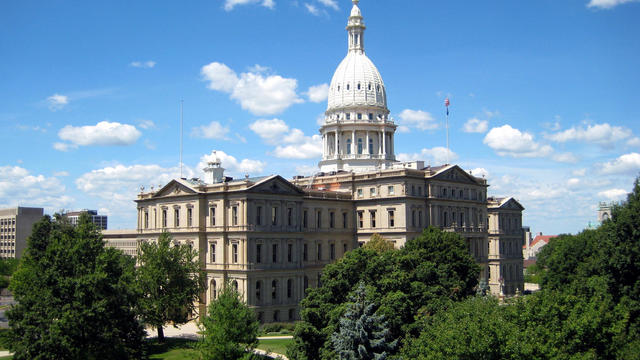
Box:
[180,99,184,178]
[445,98,450,164]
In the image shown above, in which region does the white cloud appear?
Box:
[599,152,640,175]
[627,137,640,147]
[249,118,322,159]
[307,83,329,103]
[546,123,632,148]
[130,61,156,69]
[76,164,180,194]
[469,168,489,179]
[397,147,458,165]
[47,94,68,111]
[397,109,438,131]
[0,166,73,211]
[598,188,628,201]
[572,168,587,177]
[318,0,339,10]
[484,125,553,158]
[137,119,156,129]
[587,0,639,9]
[53,171,69,177]
[552,152,579,163]
[191,121,230,140]
[305,3,321,15]
[201,62,303,115]
[56,121,142,149]
[198,151,266,176]
[53,142,78,152]
[463,118,488,133]
[224,0,275,11]
[567,178,581,187]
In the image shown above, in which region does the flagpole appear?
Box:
[445,99,450,165]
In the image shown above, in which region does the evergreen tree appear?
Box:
[331,282,397,360]
[136,232,205,342]
[7,214,145,360]
[198,283,259,360]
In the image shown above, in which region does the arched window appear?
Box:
[368,139,374,154]
[272,280,278,300]
[357,138,363,154]
[337,85,340,91]
[210,280,217,301]
[346,139,352,154]
[347,84,350,91]
[357,83,361,90]
[256,281,262,301]
[368,83,372,90]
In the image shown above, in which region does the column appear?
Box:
[382,129,386,158]
[334,131,339,156]
[365,131,370,154]
[378,131,382,155]
[351,131,355,156]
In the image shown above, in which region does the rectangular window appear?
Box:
[303,244,308,261]
[272,243,278,263]
[369,113,373,120]
[329,212,335,228]
[343,212,348,228]
[419,210,423,228]
[370,210,376,228]
[388,210,395,228]
[288,243,293,262]
[388,185,394,195]
[210,243,216,263]
[357,113,362,120]
[357,189,363,198]
[358,211,364,228]
[317,243,322,261]
[174,208,180,227]
[287,207,293,226]
[343,243,347,254]
[162,209,167,228]
[256,206,262,225]
[370,187,376,197]
[232,243,238,263]
[287,280,293,298]
[271,207,278,225]
[316,211,322,228]
[412,210,416,227]
[144,212,149,229]
[303,210,308,228]
[256,244,262,263]
[187,208,193,227]
[232,206,238,226]
[210,207,216,226]
[330,244,335,260]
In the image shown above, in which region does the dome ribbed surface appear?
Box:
[327,52,387,111]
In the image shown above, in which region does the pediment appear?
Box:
[500,198,525,211]
[433,165,481,184]
[153,180,198,198]
[249,176,304,196]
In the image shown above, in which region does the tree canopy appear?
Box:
[287,227,479,359]
[198,282,259,360]
[7,214,145,360]
[136,232,205,342]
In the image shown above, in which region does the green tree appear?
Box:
[7,214,145,359]
[362,234,395,253]
[198,283,259,360]
[136,232,206,343]
[288,227,479,360]
[331,282,397,360]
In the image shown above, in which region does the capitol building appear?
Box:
[106,0,525,322]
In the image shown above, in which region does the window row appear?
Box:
[356,185,396,198]
[357,209,396,228]
[0,219,15,225]
[142,206,194,229]
[208,241,349,264]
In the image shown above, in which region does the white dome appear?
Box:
[327,51,387,111]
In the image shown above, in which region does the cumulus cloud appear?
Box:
[307,83,329,103]
[587,0,639,9]
[224,0,274,11]
[76,164,180,194]
[627,137,640,147]
[191,121,230,140]
[598,188,628,201]
[47,94,69,111]
[463,118,488,133]
[397,109,438,131]
[469,168,489,178]
[0,166,73,211]
[130,61,156,69]
[567,178,581,187]
[249,118,322,159]
[397,147,458,165]
[198,150,266,176]
[599,153,640,175]
[56,121,142,150]
[546,122,632,148]
[201,62,303,115]
[484,125,553,158]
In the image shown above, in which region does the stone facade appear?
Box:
[487,197,525,295]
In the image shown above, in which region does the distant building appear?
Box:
[0,207,44,258]
[487,197,525,295]
[524,233,558,259]
[598,202,616,224]
[64,210,108,230]
[102,229,137,257]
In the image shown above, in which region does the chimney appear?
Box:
[203,151,225,184]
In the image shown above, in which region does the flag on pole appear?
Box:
[445,98,450,115]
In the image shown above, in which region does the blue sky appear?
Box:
[1,0,639,234]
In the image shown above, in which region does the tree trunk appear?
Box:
[157,326,165,343]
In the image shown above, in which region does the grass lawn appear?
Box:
[0,356,11,360]
[256,338,293,356]
[147,338,198,360]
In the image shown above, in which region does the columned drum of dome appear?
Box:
[319,0,397,173]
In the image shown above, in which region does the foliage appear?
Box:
[198,283,260,360]
[288,227,479,360]
[362,234,395,253]
[137,232,206,342]
[331,282,397,360]
[522,262,543,284]
[7,214,146,359]
[0,258,19,277]
[260,322,296,335]
[256,338,294,357]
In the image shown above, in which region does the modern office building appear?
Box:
[64,210,108,230]
[0,207,44,259]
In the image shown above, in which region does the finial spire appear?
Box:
[353,0,359,4]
